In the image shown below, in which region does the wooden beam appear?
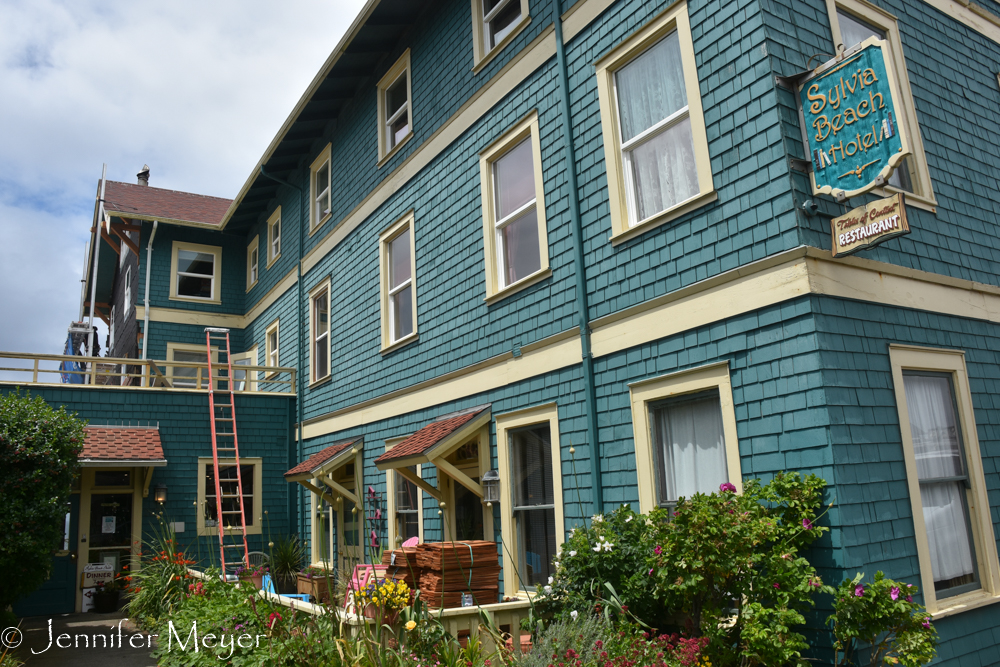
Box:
[297,480,338,508]
[110,225,140,255]
[83,301,110,309]
[142,468,154,498]
[100,229,121,255]
[434,457,484,498]
[319,474,358,505]
[397,466,443,502]
[112,218,143,232]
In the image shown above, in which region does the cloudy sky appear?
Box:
[0,0,365,359]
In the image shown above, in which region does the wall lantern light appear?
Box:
[482,469,501,506]
[154,484,168,504]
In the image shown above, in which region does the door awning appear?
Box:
[80,426,167,468]
[284,436,363,505]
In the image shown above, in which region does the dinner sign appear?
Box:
[799,37,910,199]
[831,193,909,257]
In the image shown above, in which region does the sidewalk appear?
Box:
[13,611,156,667]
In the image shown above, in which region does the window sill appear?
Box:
[381,332,418,356]
[309,213,333,238]
[930,589,1000,619]
[168,295,222,306]
[610,191,718,246]
[377,131,413,168]
[246,281,258,294]
[197,526,262,537]
[308,374,332,389]
[473,15,531,74]
[266,254,281,269]
[872,185,937,214]
[484,267,552,305]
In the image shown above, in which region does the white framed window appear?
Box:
[309,281,331,384]
[309,144,333,233]
[826,0,936,209]
[109,306,116,352]
[247,235,259,291]
[119,231,130,267]
[169,241,222,303]
[265,319,280,378]
[385,438,424,548]
[889,345,1000,615]
[123,266,131,316]
[595,2,715,243]
[197,457,263,536]
[629,361,742,514]
[166,342,218,390]
[471,0,529,71]
[267,207,281,267]
[231,347,258,392]
[377,50,413,164]
[379,212,418,351]
[479,111,550,302]
[495,403,564,597]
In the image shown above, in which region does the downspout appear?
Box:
[86,164,108,359]
[140,221,159,373]
[553,3,603,514]
[259,165,306,539]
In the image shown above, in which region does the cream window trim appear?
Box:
[888,344,1000,616]
[385,437,424,548]
[478,110,550,302]
[495,402,564,598]
[379,211,419,352]
[247,235,259,291]
[266,207,282,268]
[826,0,937,209]
[196,457,263,536]
[471,0,531,73]
[169,241,222,304]
[628,361,741,515]
[308,279,332,385]
[166,342,218,390]
[595,1,715,242]
[308,448,363,567]
[309,144,333,234]
[265,318,280,379]
[231,346,259,392]
[377,50,414,166]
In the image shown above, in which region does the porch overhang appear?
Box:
[80,426,167,468]
[284,437,364,506]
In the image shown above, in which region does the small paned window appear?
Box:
[109,306,116,352]
[379,213,418,351]
[310,145,333,231]
[266,320,280,375]
[377,51,412,163]
[247,236,259,290]
[267,207,281,265]
[509,423,556,589]
[483,0,522,51]
[310,286,330,382]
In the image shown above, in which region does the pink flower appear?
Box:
[922,619,931,629]
[773,583,780,589]
[802,518,813,530]
[891,587,900,601]
[648,568,654,576]
[906,595,913,602]
[654,545,662,555]
[719,482,737,493]
[854,584,865,597]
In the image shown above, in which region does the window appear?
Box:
[595,2,715,243]
[377,50,412,164]
[265,319,280,377]
[889,345,999,614]
[309,144,333,233]
[478,111,550,302]
[231,347,258,392]
[246,235,259,290]
[267,207,281,267]
[123,266,131,316]
[471,0,529,71]
[629,361,741,514]
[109,306,116,352]
[197,457,262,536]
[169,241,222,303]
[495,403,565,597]
[826,0,936,207]
[385,437,423,548]
[309,281,331,383]
[379,212,418,350]
[166,342,217,390]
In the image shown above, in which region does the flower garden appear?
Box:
[113,473,936,667]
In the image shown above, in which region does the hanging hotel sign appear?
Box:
[799,37,910,199]
[831,192,908,257]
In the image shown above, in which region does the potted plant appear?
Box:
[86,578,121,613]
[268,536,304,594]
[297,566,334,603]
[354,577,410,625]
[234,563,267,589]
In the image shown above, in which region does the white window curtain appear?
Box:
[903,373,976,590]
[493,138,540,286]
[652,392,728,504]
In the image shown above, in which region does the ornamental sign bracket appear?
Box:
[798,37,911,200]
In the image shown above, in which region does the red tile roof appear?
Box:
[284,438,361,478]
[103,180,232,225]
[81,427,166,464]
[375,406,489,465]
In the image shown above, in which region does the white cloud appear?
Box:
[0,0,366,356]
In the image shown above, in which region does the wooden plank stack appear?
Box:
[380,547,422,589]
[416,541,500,608]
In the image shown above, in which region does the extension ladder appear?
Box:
[205,327,250,578]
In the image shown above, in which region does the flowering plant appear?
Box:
[829,571,936,667]
[234,563,268,578]
[299,565,330,579]
[354,577,411,613]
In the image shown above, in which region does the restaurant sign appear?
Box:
[831,192,909,257]
[799,37,910,199]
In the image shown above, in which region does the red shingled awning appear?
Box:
[81,426,167,467]
[374,405,490,470]
[284,437,362,482]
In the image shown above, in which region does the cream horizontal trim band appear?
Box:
[300,245,1000,439]
[921,0,1000,44]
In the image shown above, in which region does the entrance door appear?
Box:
[339,500,363,574]
[88,492,133,572]
[13,496,79,617]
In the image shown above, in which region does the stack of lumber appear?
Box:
[380,547,422,589]
[417,541,500,608]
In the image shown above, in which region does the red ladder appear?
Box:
[205,327,250,578]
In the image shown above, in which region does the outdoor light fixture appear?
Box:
[482,469,500,505]
[154,484,167,504]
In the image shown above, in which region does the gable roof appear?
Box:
[375,406,490,466]
[81,426,167,466]
[284,437,362,479]
[103,180,232,226]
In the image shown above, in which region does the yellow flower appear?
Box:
[405,620,417,631]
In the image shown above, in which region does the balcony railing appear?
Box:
[0,351,296,394]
